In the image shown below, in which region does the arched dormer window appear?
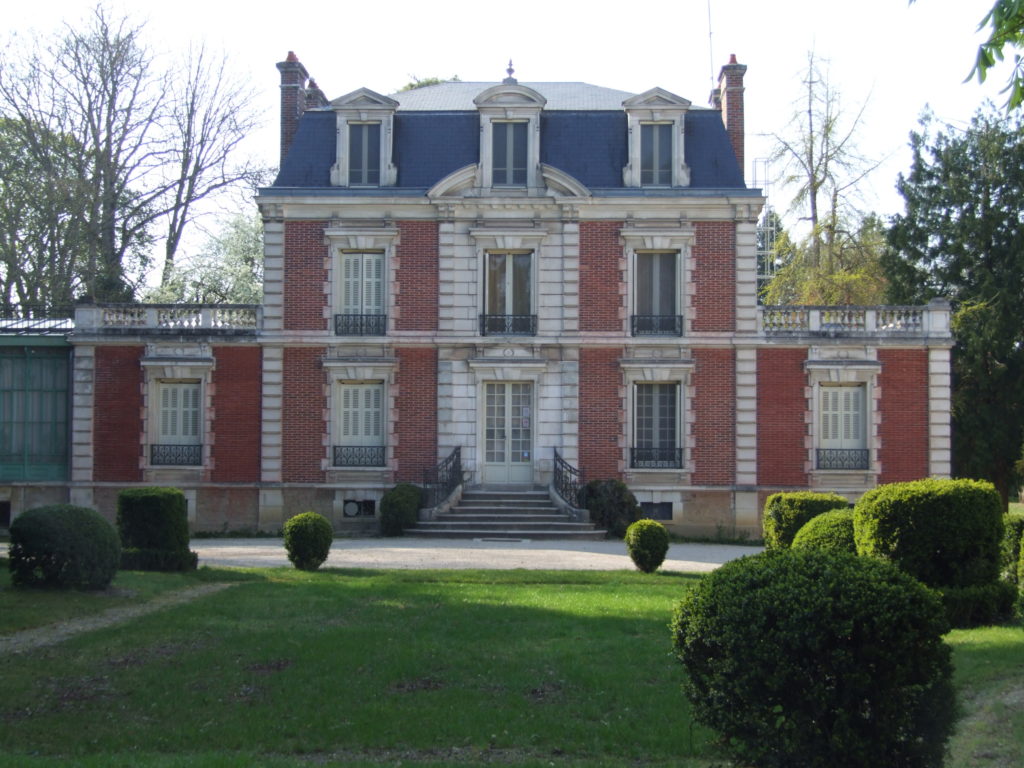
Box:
[622,88,691,188]
[329,88,399,188]
[473,81,546,192]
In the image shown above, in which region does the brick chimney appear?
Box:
[276,51,311,167]
[711,54,748,182]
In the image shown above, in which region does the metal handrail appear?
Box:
[553,448,583,508]
[423,446,461,508]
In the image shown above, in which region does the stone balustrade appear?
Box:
[74,304,261,334]
[759,298,951,338]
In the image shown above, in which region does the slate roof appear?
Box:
[273,81,747,192]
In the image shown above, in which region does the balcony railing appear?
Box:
[631,314,683,336]
[0,305,74,335]
[333,445,386,467]
[76,304,261,333]
[151,444,202,466]
[817,449,869,471]
[334,313,386,336]
[630,447,684,469]
[479,314,537,336]
[759,300,951,338]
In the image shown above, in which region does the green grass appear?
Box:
[1,565,1021,767]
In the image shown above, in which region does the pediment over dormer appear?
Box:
[330,88,400,109]
[473,83,547,109]
[622,88,691,110]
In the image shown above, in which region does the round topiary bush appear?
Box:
[9,504,121,590]
[791,509,856,554]
[762,491,849,550]
[283,511,333,571]
[578,479,642,538]
[624,519,669,573]
[854,478,1003,588]
[379,482,424,537]
[672,549,956,768]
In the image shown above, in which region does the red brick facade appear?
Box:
[94,346,144,482]
[692,222,736,332]
[211,346,262,482]
[281,347,326,483]
[579,221,624,332]
[692,348,736,485]
[283,220,328,331]
[878,349,930,483]
[394,347,438,482]
[756,348,809,487]
[579,347,623,479]
[395,221,439,331]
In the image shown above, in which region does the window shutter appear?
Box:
[821,386,865,449]
[363,253,384,314]
[339,383,384,446]
[341,253,362,314]
[159,382,201,445]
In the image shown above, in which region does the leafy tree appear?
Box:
[764,53,887,305]
[144,214,263,304]
[885,104,1024,507]
[0,5,263,303]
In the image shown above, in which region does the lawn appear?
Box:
[0,564,1022,768]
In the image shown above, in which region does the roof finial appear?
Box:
[503,59,517,85]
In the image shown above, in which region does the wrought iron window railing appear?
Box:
[817,449,869,470]
[333,445,386,467]
[630,314,683,336]
[334,313,387,336]
[630,447,684,469]
[553,448,583,508]
[151,444,202,466]
[423,446,461,508]
[479,314,537,336]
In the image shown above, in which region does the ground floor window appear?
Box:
[632,383,682,469]
[817,385,868,470]
[152,380,202,466]
[334,382,386,467]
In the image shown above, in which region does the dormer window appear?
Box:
[348,122,381,186]
[492,121,528,186]
[623,88,691,188]
[330,88,398,187]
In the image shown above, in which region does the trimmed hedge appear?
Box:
[854,478,1003,588]
[791,509,857,554]
[1001,512,1024,586]
[117,487,197,572]
[283,511,333,571]
[380,483,423,537]
[624,519,669,573]
[117,487,190,551]
[762,491,849,550]
[9,505,120,590]
[578,479,641,538]
[672,549,956,768]
[938,581,1018,628]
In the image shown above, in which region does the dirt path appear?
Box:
[0,582,236,655]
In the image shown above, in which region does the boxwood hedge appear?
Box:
[762,491,849,550]
[9,504,120,590]
[791,509,856,554]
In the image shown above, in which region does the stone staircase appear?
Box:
[405,487,605,541]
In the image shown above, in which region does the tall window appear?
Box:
[633,251,681,335]
[153,381,201,466]
[0,347,68,481]
[336,251,386,335]
[481,251,535,335]
[632,383,682,468]
[335,382,385,467]
[348,122,381,186]
[492,121,528,186]
[818,385,868,470]
[641,123,672,186]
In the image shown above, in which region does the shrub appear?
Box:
[578,479,641,538]
[762,491,849,551]
[120,548,199,572]
[380,483,423,537]
[671,549,956,768]
[791,509,856,554]
[9,505,121,590]
[283,511,333,571]
[938,581,1018,628]
[624,519,669,573]
[854,478,1003,588]
[1001,512,1024,585]
[117,487,190,551]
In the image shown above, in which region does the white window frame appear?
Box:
[640,122,673,186]
[482,250,534,334]
[621,358,694,478]
[473,83,546,192]
[632,381,682,468]
[622,88,691,188]
[347,121,382,186]
[622,226,693,337]
[140,344,213,471]
[329,88,398,188]
[469,228,548,336]
[632,250,681,336]
[323,357,396,474]
[325,227,398,336]
[333,381,386,467]
[336,250,386,335]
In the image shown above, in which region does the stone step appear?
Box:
[403,526,607,541]
[416,519,594,531]
[436,513,571,523]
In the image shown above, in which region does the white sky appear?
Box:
[7,0,1014,235]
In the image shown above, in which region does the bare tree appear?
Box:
[0,4,264,303]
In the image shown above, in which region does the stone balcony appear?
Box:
[759,298,951,340]
[73,304,261,337]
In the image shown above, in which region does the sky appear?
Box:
[6,0,1015,244]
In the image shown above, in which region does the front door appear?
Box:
[482,382,533,484]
